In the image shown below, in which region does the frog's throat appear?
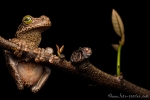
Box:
[16,29,42,48]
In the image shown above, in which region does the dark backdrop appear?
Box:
[0,1,149,99]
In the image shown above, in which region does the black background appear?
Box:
[0,1,149,99]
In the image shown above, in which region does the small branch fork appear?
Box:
[0,36,150,98]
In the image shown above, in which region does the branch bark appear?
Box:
[0,36,150,98]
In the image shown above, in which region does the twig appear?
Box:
[0,36,150,98]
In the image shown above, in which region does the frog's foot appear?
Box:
[35,47,53,63]
[9,39,27,58]
[16,82,24,90]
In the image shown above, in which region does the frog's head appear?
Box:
[15,15,51,37]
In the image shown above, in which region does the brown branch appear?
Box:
[0,36,150,98]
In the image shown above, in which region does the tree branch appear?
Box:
[0,36,150,98]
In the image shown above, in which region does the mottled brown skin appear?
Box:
[3,15,52,93]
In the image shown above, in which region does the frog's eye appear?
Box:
[22,15,32,25]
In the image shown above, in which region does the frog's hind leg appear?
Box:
[3,50,24,90]
[31,66,51,93]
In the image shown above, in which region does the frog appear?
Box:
[3,15,53,93]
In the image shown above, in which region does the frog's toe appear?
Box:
[31,86,40,93]
[17,84,24,90]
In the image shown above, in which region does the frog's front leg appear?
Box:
[30,47,53,93]
[34,47,54,63]
[3,50,24,90]
[9,38,27,58]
